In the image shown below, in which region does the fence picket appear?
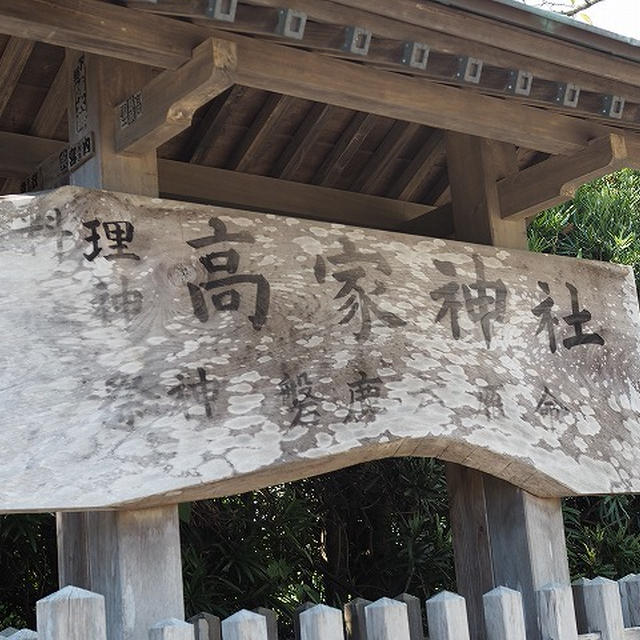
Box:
[188,613,221,640]
[365,598,410,640]
[221,610,268,640]
[619,574,640,628]
[425,592,470,640]
[394,594,424,640]
[344,598,371,640]
[36,586,106,640]
[149,619,194,640]
[254,608,277,640]
[579,576,625,640]
[572,577,591,634]
[536,584,579,640]
[299,604,345,640]
[483,587,526,640]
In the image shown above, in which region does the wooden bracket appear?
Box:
[499,133,640,220]
[114,37,237,155]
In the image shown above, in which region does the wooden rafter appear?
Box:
[130,0,640,104]
[390,130,445,201]
[0,2,619,154]
[158,158,446,231]
[351,121,420,195]
[0,37,34,117]
[273,102,332,181]
[313,112,376,187]
[328,0,640,88]
[189,86,247,165]
[229,93,295,172]
[115,38,237,155]
[0,132,64,178]
[499,134,640,220]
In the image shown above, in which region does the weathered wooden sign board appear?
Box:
[0,187,639,511]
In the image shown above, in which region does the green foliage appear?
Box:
[528,169,640,288]
[0,514,57,630]
[180,458,453,636]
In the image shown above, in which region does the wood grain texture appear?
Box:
[299,605,345,640]
[536,584,579,640]
[0,37,34,117]
[426,592,470,640]
[483,587,526,640]
[0,187,639,511]
[149,620,194,640]
[36,586,107,640]
[365,598,410,640]
[115,38,237,155]
[57,507,184,640]
[221,611,268,640]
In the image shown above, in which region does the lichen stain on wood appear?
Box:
[0,186,639,511]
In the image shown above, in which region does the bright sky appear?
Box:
[575,0,640,40]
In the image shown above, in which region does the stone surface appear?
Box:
[0,186,639,511]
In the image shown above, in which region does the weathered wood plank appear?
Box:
[394,594,424,640]
[36,586,106,640]
[0,133,64,178]
[365,598,410,640]
[149,619,194,640]
[619,575,640,628]
[536,584,579,640]
[188,613,221,640]
[579,577,625,640]
[426,591,470,640]
[483,587,526,640]
[58,507,184,640]
[299,605,345,640]
[157,158,438,230]
[0,187,639,511]
[115,38,237,155]
[222,611,268,640]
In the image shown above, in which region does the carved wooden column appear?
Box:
[444,132,571,640]
[56,51,183,640]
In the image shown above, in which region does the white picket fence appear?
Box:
[6,574,640,640]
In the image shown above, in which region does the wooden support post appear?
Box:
[57,508,185,640]
[253,608,278,640]
[298,605,345,640]
[364,598,411,640]
[56,49,185,640]
[443,132,571,640]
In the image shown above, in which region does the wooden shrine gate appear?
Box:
[1,1,640,640]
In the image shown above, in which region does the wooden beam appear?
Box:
[0,0,207,69]
[229,93,295,172]
[227,32,608,154]
[0,2,618,154]
[329,0,640,89]
[273,102,332,181]
[0,132,64,178]
[390,130,445,201]
[115,38,237,155]
[213,0,640,102]
[499,134,640,220]
[446,133,527,248]
[189,85,247,165]
[157,158,442,231]
[352,121,420,194]
[313,112,376,186]
[0,37,34,117]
